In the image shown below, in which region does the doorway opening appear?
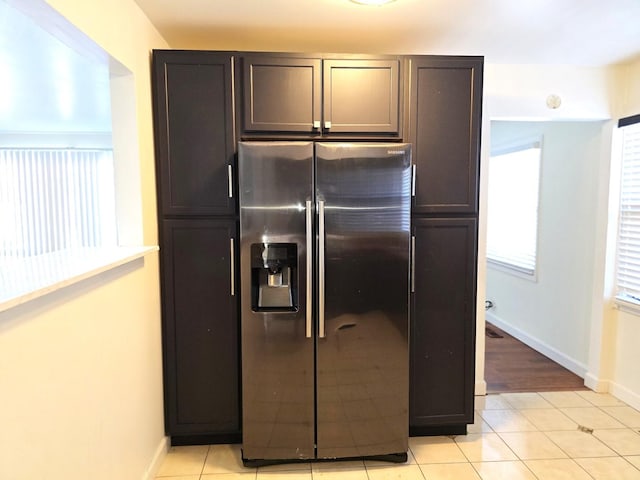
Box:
[484,120,605,394]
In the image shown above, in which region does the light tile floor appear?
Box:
[155,391,640,480]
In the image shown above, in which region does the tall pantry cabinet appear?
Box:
[152,51,240,444]
[407,56,483,434]
[151,49,483,443]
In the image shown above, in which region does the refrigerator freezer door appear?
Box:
[239,142,315,460]
[315,143,411,459]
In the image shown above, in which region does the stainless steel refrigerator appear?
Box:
[238,141,411,465]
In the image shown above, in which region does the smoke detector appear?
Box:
[546,94,562,109]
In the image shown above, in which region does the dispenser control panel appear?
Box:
[250,243,298,312]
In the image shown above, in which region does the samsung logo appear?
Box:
[387,150,405,155]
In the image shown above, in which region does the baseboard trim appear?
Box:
[609,381,640,411]
[486,312,588,379]
[475,380,487,396]
[142,435,169,480]
[584,373,610,393]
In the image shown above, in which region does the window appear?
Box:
[0,1,149,311]
[0,148,117,259]
[486,139,542,277]
[615,116,640,304]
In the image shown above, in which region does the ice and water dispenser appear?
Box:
[250,243,298,311]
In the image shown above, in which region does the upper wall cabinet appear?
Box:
[240,56,321,134]
[239,55,402,138]
[408,57,483,214]
[153,51,236,216]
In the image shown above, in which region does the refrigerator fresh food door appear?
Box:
[315,142,411,458]
[239,141,315,461]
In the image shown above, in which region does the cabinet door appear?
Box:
[241,56,322,133]
[410,217,477,430]
[409,57,483,214]
[161,219,239,436]
[153,51,235,216]
[323,58,401,135]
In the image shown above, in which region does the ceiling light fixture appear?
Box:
[350,0,396,5]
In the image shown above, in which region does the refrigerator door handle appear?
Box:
[318,199,326,338]
[411,164,416,197]
[228,164,234,198]
[411,235,416,293]
[305,200,313,339]
[230,237,235,296]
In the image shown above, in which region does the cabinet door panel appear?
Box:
[241,56,322,133]
[323,59,400,135]
[409,57,482,214]
[153,51,235,216]
[161,219,239,435]
[410,217,477,428]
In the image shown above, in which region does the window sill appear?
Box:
[614,294,640,316]
[0,246,159,314]
[487,257,537,282]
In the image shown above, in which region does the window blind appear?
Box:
[486,142,541,276]
[616,121,640,302]
[0,148,117,259]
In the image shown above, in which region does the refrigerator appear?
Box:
[238,141,411,465]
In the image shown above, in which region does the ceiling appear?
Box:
[1,0,639,136]
[133,0,640,66]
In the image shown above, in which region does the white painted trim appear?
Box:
[609,380,640,412]
[584,373,610,393]
[0,246,159,313]
[142,436,169,480]
[475,379,487,396]
[486,311,588,378]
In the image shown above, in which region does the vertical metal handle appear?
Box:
[411,235,416,293]
[228,165,233,198]
[305,200,313,339]
[411,164,416,197]
[318,200,326,338]
[230,238,235,296]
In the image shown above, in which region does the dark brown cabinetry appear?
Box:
[239,55,401,137]
[410,218,477,434]
[153,51,236,216]
[153,50,240,444]
[151,49,482,443]
[408,56,482,434]
[408,57,483,214]
[240,56,321,134]
[161,219,239,439]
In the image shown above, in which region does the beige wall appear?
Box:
[599,57,640,408]
[0,0,169,479]
[0,256,164,480]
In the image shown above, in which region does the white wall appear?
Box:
[486,121,605,376]
[0,0,169,479]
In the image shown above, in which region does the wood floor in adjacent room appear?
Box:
[485,322,587,394]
